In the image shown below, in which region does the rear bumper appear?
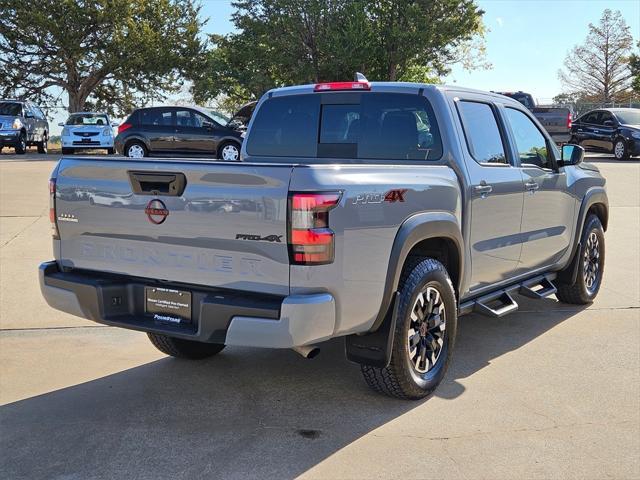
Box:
[39,261,335,348]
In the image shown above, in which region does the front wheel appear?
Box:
[361,258,457,400]
[37,134,48,153]
[613,139,629,160]
[147,333,225,360]
[556,214,605,304]
[218,142,240,161]
[15,133,26,154]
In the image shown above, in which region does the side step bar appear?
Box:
[460,273,557,318]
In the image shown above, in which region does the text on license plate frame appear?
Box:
[144,286,192,324]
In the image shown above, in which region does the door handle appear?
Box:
[525,181,539,192]
[473,184,493,197]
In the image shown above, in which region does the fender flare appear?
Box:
[559,187,608,283]
[373,211,463,331]
[345,212,463,368]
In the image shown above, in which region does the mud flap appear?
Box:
[345,292,399,368]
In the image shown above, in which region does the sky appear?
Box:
[200,0,640,104]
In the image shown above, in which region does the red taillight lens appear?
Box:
[118,122,132,135]
[567,112,572,129]
[314,81,370,92]
[49,178,59,239]
[289,192,341,265]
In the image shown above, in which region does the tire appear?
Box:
[125,141,147,158]
[613,138,629,160]
[556,214,605,304]
[107,147,115,155]
[361,258,457,400]
[37,133,48,154]
[62,148,74,155]
[147,333,225,360]
[15,132,26,154]
[218,141,240,161]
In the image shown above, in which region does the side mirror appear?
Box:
[58,122,65,127]
[603,120,615,127]
[560,144,584,166]
[111,122,119,127]
[24,112,33,118]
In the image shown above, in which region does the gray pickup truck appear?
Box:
[39,80,608,399]
[495,91,573,144]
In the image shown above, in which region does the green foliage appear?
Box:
[191,0,488,104]
[0,0,204,115]
[558,9,634,103]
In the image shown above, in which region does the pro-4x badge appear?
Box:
[236,234,283,243]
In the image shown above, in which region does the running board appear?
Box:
[460,273,557,318]
[519,277,557,299]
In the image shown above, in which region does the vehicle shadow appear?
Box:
[0,296,585,480]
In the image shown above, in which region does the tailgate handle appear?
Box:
[128,171,187,196]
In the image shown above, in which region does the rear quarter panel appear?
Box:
[289,164,461,336]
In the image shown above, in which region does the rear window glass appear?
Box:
[457,101,507,164]
[246,93,442,161]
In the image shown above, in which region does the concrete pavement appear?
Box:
[0,154,638,479]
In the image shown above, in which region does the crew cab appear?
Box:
[495,91,573,145]
[570,108,640,160]
[39,78,608,399]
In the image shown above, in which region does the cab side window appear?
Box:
[505,108,551,169]
[582,111,600,125]
[457,101,508,164]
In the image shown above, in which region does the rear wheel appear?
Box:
[37,133,48,154]
[125,141,147,158]
[361,258,457,399]
[147,333,225,360]
[613,138,629,160]
[556,214,605,304]
[15,132,26,154]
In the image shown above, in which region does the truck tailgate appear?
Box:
[54,158,292,296]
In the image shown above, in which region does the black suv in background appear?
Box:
[0,100,49,154]
[570,108,640,160]
[115,106,245,160]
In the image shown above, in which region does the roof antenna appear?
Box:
[354,72,368,82]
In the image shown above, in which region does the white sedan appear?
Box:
[59,112,118,154]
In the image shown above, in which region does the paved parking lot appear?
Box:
[0,152,638,479]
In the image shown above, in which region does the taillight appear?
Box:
[49,178,59,239]
[118,122,132,135]
[314,81,370,92]
[567,112,572,129]
[288,192,341,265]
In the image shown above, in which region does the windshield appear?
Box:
[209,110,230,125]
[0,102,22,116]
[614,109,640,125]
[66,113,109,126]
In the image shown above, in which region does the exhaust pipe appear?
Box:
[292,345,320,359]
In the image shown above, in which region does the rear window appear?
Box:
[246,93,442,161]
[457,101,507,164]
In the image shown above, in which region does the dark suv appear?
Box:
[115,106,244,159]
[0,100,49,154]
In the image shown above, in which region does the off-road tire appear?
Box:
[37,133,48,154]
[361,257,457,400]
[147,333,225,360]
[556,214,605,304]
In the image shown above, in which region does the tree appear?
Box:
[558,9,634,103]
[191,0,488,106]
[0,0,204,116]
[629,41,640,95]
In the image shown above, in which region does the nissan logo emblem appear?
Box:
[145,199,169,225]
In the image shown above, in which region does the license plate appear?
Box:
[145,287,192,324]
[81,138,91,143]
